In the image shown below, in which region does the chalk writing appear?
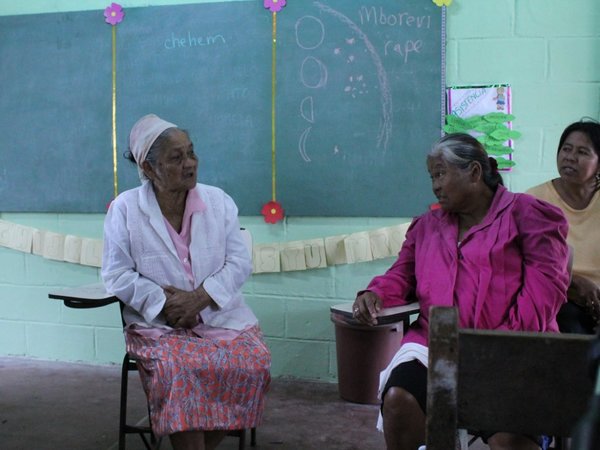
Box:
[164,32,226,50]
[228,88,249,100]
[358,6,432,28]
[208,113,254,130]
[383,39,423,63]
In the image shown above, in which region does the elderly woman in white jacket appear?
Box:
[102,114,271,450]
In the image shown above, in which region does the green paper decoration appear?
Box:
[444,111,520,169]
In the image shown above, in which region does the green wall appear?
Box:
[1,0,599,381]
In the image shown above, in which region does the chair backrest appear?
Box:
[240,228,253,260]
[425,306,595,450]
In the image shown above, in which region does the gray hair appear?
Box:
[429,133,503,190]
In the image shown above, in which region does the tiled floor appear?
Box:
[0,356,490,450]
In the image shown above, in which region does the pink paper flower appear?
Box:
[264,0,287,13]
[104,3,124,25]
[261,201,284,224]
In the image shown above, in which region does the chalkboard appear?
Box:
[0,1,443,216]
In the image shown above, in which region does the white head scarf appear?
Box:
[129,114,177,182]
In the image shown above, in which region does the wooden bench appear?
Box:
[426,306,595,450]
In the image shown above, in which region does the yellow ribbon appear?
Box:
[111,25,118,199]
[271,12,277,202]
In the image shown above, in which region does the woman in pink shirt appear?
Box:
[353,133,570,450]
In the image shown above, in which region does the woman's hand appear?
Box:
[162,285,214,328]
[569,275,600,323]
[352,291,383,326]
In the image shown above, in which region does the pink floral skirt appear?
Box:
[125,325,271,437]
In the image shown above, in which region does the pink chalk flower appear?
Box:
[433,0,453,6]
[264,0,287,13]
[104,3,124,25]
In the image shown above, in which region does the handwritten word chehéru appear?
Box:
[358,6,431,28]
[164,32,226,50]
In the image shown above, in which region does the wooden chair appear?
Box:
[426,306,595,450]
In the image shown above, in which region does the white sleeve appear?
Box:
[101,200,166,324]
[202,193,252,309]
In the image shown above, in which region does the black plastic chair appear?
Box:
[118,352,256,449]
[118,351,161,450]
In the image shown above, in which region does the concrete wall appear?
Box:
[1,0,598,381]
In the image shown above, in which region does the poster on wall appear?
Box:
[445,85,520,170]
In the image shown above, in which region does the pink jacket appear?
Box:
[365,186,570,347]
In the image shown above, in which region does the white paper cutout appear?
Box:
[0,219,413,272]
[253,243,281,273]
[344,232,373,263]
[303,239,327,269]
[64,235,82,264]
[280,241,307,272]
[32,229,45,256]
[388,222,412,254]
[0,220,34,253]
[9,224,34,253]
[369,228,395,259]
[42,231,65,261]
[0,220,12,248]
[80,238,103,267]
[324,235,348,265]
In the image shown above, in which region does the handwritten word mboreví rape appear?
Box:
[358,6,432,29]
[164,32,226,50]
[359,6,431,64]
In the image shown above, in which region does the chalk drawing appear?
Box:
[298,127,312,162]
[300,96,315,123]
[295,15,325,50]
[314,1,393,151]
[300,56,328,89]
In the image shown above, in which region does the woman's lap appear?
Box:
[126,326,271,437]
[382,360,542,447]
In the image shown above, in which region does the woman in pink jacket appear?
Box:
[353,133,570,450]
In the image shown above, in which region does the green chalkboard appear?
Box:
[0,1,443,216]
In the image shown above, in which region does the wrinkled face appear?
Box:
[557,131,599,185]
[147,129,198,194]
[427,156,472,212]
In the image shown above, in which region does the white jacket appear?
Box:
[101,181,257,330]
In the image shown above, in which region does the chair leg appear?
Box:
[120,353,161,450]
[119,353,130,450]
[250,427,257,446]
[554,436,571,450]
[237,429,246,450]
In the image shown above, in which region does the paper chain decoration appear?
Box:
[0,219,411,274]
